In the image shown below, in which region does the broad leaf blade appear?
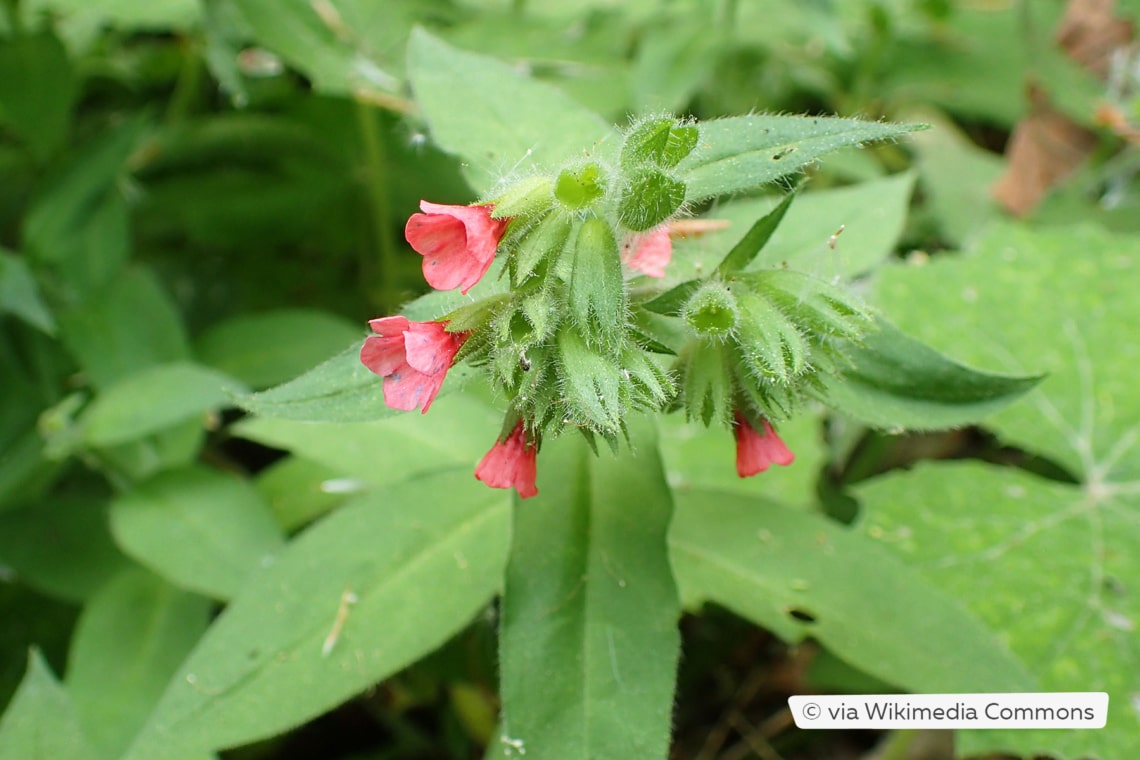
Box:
[123,471,510,760]
[109,466,285,600]
[407,28,614,194]
[678,115,924,201]
[669,488,1036,693]
[499,419,679,759]
[66,570,211,757]
[818,319,1043,430]
[858,463,1139,759]
[82,362,248,446]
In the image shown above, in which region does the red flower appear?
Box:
[621,225,672,278]
[475,421,538,499]
[734,412,795,477]
[405,201,509,294]
[360,317,466,413]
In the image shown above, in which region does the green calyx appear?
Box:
[621,117,699,170]
[682,281,738,338]
[489,174,555,219]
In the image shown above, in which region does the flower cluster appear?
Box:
[361,116,869,498]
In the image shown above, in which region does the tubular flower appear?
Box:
[405,201,509,294]
[733,412,795,477]
[621,225,672,278]
[475,421,538,498]
[360,316,467,413]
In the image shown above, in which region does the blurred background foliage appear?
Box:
[2,0,1139,758]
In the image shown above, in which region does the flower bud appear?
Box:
[554,162,607,210]
[617,168,686,232]
[682,281,739,338]
[489,175,555,219]
[556,327,626,436]
[568,217,627,349]
[681,339,732,426]
[621,117,699,170]
[733,291,808,384]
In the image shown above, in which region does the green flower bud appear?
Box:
[682,281,739,338]
[489,174,555,219]
[621,117,699,171]
[554,162,607,210]
[733,291,808,384]
[747,270,874,341]
[617,168,686,232]
[568,217,627,349]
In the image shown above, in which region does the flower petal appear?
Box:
[403,321,457,376]
[623,226,672,278]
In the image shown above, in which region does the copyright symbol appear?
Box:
[802,702,821,720]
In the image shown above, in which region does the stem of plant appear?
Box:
[355,100,398,312]
[165,36,203,124]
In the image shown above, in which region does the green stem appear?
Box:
[355,100,397,312]
[165,36,203,123]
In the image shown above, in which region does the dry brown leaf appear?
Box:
[991,87,1099,216]
[1055,0,1135,78]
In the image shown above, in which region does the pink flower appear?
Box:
[734,412,795,477]
[474,421,538,499]
[360,316,467,413]
[405,201,509,294]
[621,225,672,278]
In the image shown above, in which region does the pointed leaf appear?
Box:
[499,418,679,760]
[817,319,1043,430]
[123,471,509,759]
[678,115,923,201]
[0,652,98,760]
[714,191,796,275]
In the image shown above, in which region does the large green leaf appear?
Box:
[0,652,98,760]
[668,488,1036,693]
[863,222,1140,758]
[109,466,285,600]
[123,470,510,760]
[66,570,211,757]
[82,362,247,447]
[498,419,679,760]
[818,319,1044,430]
[406,28,614,194]
[676,115,923,202]
[0,249,54,334]
[857,463,1138,759]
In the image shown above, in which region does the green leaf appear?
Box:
[66,570,211,757]
[669,488,1036,693]
[857,463,1139,759]
[230,0,401,97]
[234,390,500,489]
[23,119,147,297]
[406,28,614,194]
[499,418,679,759]
[0,496,131,603]
[0,651,98,760]
[109,466,285,600]
[58,267,191,390]
[714,190,796,275]
[817,319,1043,430]
[82,362,247,447]
[874,223,1140,479]
[26,0,201,32]
[0,249,54,334]
[194,309,361,390]
[677,115,923,202]
[123,470,510,759]
[0,31,76,161]
[866,222,1140,758]
[255,456,350,532]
